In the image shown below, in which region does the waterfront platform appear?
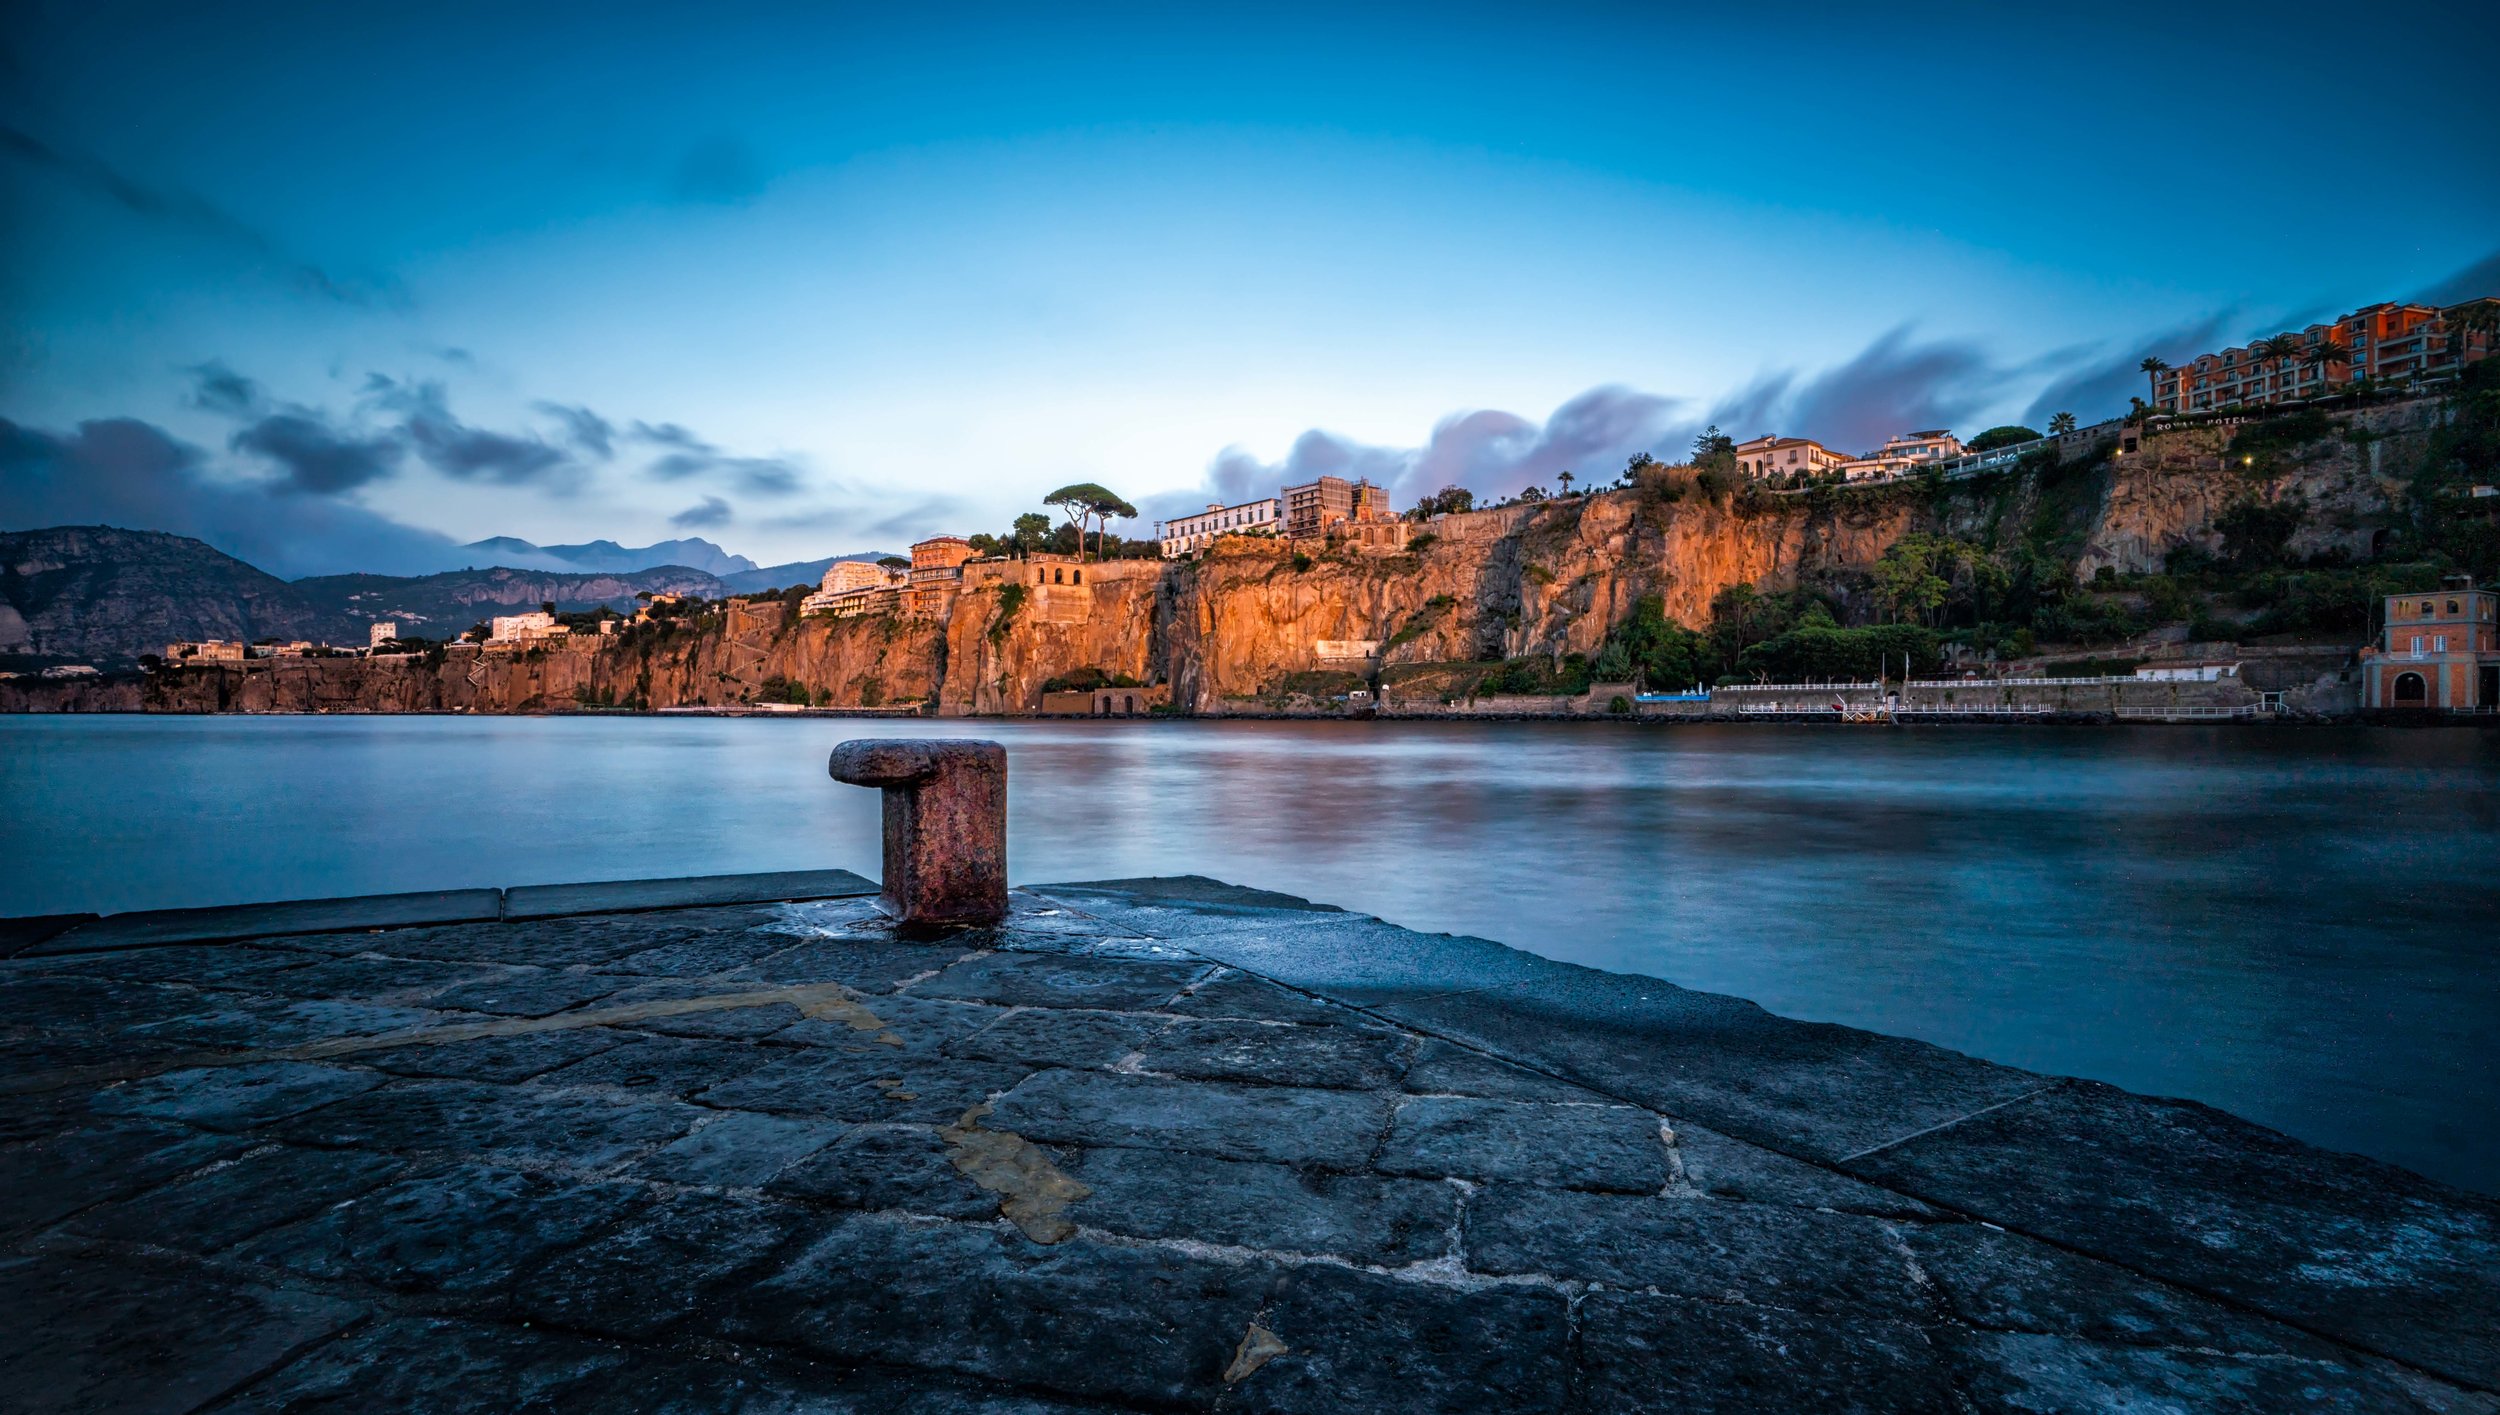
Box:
[3,871,2495,1412]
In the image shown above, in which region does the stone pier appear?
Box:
[2,871,2494,1412]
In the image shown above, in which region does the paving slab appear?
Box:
[503,868,877,920]
[1133,1017,1408,1090]
[275,1076,705,1167]
[1365,963,2051,1165]
[534,1032,788,1097]
[986,1068,1394,1168]
[32,887,504,954]
[0,1255,363,1415]
[1377,1094,1670,1192]
[1465,1185,1931,1319]
[721,1214,1274,1408]
[363,1026,629,1083]
[1904,1221,2342,1358]
[63,1143,408,1254]
[0,1119,250,1240]
[943,1007,1167,1069]
[232,1161,651,1296]
[210,1315,634,1413]
[767,1122,999,1219]
[1578,1291,1961,1415]
[698,1051,1031,1125]
[1671,1119,1944,1219]
[1060,1146,1456,1263]
[908,951,1211,1011]
[1235,1261,1572,1413]
[1944,1330,2435,1415]
[1843,1078,2500,1389]
[509,1191,815,1338]
[634,1110,845,1188]
[89,1060,387,1132]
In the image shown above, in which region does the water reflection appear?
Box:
[3,716,2493,1193]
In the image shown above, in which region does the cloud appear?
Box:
[630,420,803,495]
[1153,384,1688,524]
[1149,327,2125,518]
[2416,247,2500,307]
[187,361,262,416]
[2020,311,2236,429]
[0,123,406,308]
[366,377,575,488]
[670,495,732,529]
[670,135,766,204]
[1,416,459,578]
[534,402,616,460]
[1710,327,2024,454]
[229,413,406,495]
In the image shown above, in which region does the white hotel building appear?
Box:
[1156,498,1280,558]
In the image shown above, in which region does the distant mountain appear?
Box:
[717,552,899,596]
[1,526,346,667]
[453,535,758,577]
[0,526,730,667]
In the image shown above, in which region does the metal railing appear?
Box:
[2114,704,2269,720]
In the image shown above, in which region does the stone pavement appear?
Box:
[2,873,2495,1413]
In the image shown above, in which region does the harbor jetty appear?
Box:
[3,742,2494,1411]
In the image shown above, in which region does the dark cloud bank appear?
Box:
[1,362,830,578]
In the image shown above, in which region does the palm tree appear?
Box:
[2253,334,2304,401]
[2447,300,2500,364]
[2139,356,2170,409]
[2302,338,2351,395]
[1557,469,1575,496]
[2048,411,2077,436]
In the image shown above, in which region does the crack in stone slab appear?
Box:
[939,1103,1092,1245]
[1834,1084,2067,1164]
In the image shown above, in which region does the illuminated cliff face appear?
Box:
[100,400,2442,718]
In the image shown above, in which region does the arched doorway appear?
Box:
[2393,672,2428,706]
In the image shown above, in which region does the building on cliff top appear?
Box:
[1157,498,1279,557]
[904,536,977,617]
[367,622,398,649]
[163,640,246,664]
[1282,476,1390,537]
[488,611,567,645]
[801,559,905,617]
[2154,298,2497,414]
[1835,431,1970,483]
[2360,577,2498,711]
[1735,435,1848,483]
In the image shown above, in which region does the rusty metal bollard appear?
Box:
[828,739,1008,927]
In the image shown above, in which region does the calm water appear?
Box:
[4,715,2496,1194]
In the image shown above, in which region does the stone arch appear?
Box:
[2394,672,2428,705]
[1073,569,1083,585]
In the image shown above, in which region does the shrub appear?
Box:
[1966,425,2042,452]
[1406,533,1438,553]
[1291,552,1314,573]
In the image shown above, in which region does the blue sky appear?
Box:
[4,1,2495,576]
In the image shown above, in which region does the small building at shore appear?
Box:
[2360,577,2498,709]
